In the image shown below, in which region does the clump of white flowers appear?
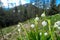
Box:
[42,21,47,27]
[41,11,45,17]
[54,21,60,29]
[31,24,35,28]
[44,32,48,36]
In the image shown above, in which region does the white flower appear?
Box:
[56,21,60,25]
[40,32,42,35]
[18,10,20,13]
[13,10,15,12]
[42,21,47,27]
[41,13,45,17]
[54,21,60,29]
[17,24,20,27]
[54,24,58,28]
[35,17,39,21]
[18,29,21,32]
[54,23,58,27]
[31,24,35,28]
[58,27,60,29]
[44,32,48,36]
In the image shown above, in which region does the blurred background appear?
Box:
[0,0,60,40]
[0,0,60,27]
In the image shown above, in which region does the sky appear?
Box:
[56,0,60,6]
[0,0,60,8]
[1,0,30,8]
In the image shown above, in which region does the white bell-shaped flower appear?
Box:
[18,29,21,32]
[56,21,60,25]
[41,13,45,17]
[17,24,20,27]
[42,21,47,27]
[39,32,42,35]
[41,12,45,17]
[54,23,58,27]
[58,27,60,29]
[35,17,39,21]
[44,32,48,36]
[31,24,35,28]
[54,21,60,29]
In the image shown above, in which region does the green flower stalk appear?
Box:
[41,11,47,40]
[19,33,22,40]
[34,16,39,40]
[47,19,54,40]
[41,20,47,40]
[40,29,45,40]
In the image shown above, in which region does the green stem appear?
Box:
[35,20,38,40]
[19,34,22,40]
[41,29,45,40]
[47,20,54,40]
